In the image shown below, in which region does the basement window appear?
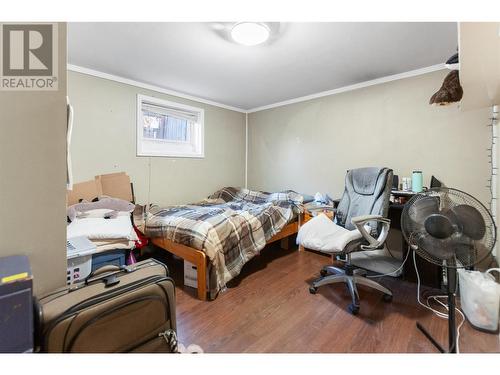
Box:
[137,94,204,158]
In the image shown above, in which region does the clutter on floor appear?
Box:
[65,172,138,284]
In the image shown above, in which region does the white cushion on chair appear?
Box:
[297,214,363,253]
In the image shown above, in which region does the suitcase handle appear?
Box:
[102,274,120,288]
[84,265,123,285]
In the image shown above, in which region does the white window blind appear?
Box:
[137,95,204,158]
[142,103,199,122]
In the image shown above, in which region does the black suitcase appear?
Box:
[35,259,177,353]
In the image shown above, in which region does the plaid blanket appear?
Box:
[145,187,303,295]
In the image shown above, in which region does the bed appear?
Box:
[142,187,304,300]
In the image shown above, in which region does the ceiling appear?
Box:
[68,22,458,111]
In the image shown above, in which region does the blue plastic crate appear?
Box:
[91,250,126,272]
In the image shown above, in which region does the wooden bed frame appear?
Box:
[151,214,304,300]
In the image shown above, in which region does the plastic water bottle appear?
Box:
[412,171,423,193]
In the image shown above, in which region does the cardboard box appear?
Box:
[67,172,133,206]
[183,260,198,288]
[95,172,133,202]
[67,179,103,205]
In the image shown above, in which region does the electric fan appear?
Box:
[401,187,496,353]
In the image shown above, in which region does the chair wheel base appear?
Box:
[348,304,359,315]
[383,294,393,303]
[309,286,318,294]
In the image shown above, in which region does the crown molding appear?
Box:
[246,63,446,113]
[68,63,446,114]
[67,64,247,113]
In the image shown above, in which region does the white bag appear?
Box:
[458,268,500,332]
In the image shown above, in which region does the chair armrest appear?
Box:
[351,215,391,250]
[307,206,336,213]
[351,215,390,225]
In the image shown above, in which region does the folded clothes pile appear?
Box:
[67,197,137,253]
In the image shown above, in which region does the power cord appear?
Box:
[385,243,398,259]
[413,251,465,353]
[366,245,411,278]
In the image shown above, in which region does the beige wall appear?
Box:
[0,23,67,295]
[459,22,500,111]
[68,71,246,206]
[248,70,491,207]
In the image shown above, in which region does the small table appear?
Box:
[299,203,335,252]
[303,202,335,222]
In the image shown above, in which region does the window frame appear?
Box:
[136,94,205,158]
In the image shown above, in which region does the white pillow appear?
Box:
[67,216,134,240]
[297,214,363,253]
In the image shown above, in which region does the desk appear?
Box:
[388,201,442,289]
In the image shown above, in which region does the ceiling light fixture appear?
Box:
[231,22,270,46]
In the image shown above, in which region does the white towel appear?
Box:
[67,215,134,240]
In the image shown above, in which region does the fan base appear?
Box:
[416,322,446,353]
[416,290,458,353]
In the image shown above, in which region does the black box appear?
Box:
[0,255,33,353]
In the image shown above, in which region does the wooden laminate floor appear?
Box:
[146,242,500,353]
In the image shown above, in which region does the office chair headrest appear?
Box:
[349,167,386,196]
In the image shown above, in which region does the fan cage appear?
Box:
[401,187,496,268]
